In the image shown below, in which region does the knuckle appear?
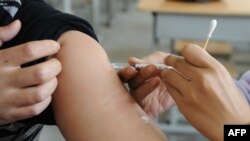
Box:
[53,59,62,71]
[53,77,59,87]
[27,97,51,117]
[182,88,198,106]
[51,77,58,87]
[22,43,36,59]
[197,74,211,91]
[185,94,198,106]
[32,88,47,103]
[33,66,48,83]
[27,106,42,116]
[52,58,60,64]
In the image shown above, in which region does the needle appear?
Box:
[111,63,190,81]
[111,63,172,70]
[204,19,217,50]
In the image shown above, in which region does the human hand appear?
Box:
[0,20,62,125]
[119,52,175,118]
[161,44,250,141]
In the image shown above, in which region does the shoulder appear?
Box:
[14,0,97,42]
[57,30,105,59]
[55,30,110,75]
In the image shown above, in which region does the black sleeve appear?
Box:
[2,0,98,125]
[3,0,98,48]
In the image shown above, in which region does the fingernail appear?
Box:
[8,20,21,31]
[10,19,20,25]
[54,42,60,50]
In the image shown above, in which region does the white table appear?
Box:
[138,0,250,46]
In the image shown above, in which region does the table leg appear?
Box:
[63,0,72,13]
[122,0,129,12]
[91,0,100,34]
[153,12,159,44]
[105,0,114,27]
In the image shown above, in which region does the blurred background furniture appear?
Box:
[138,0,250,46]
[137,0,250,139]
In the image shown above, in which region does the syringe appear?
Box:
[111,63,173,70]
[111,63,190,81]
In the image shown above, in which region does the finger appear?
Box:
[128,52,169,64]
[0,20,21,42]
[12,58,61,87]
[128,57,146,64]
[142,51,169,64]
[164,83,183,107]
[181,44,217,68]
[164,54,197,78]
[11,96,52,122]
[13,78,57,107]
[0,40,60,66]
[129,65,160,89]
[132,77,161,105]
[161,69,189,95]
[118,66,138,82]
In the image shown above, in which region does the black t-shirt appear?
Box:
[0,0,97,140]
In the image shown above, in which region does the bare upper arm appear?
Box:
[52,31,167,141]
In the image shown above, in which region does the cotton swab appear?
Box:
[203,19,217,50]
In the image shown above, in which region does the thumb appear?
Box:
[128,57,146,64]
[0,20,21,42]
[128,52,169,64]
[181,44,216,68]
